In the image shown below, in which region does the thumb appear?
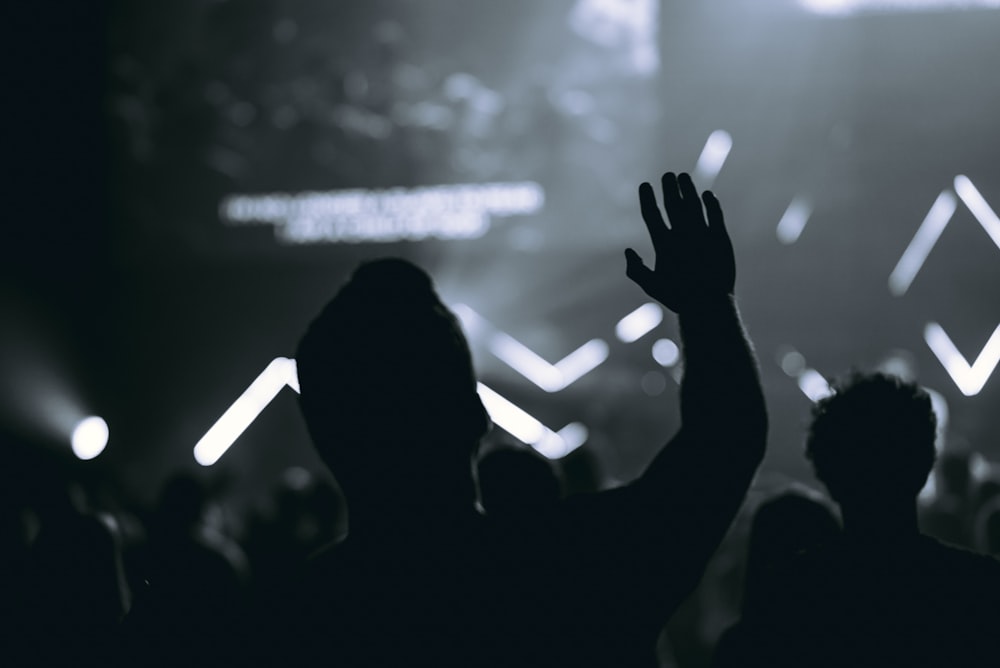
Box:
[624,248,655,289]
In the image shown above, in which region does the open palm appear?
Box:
[625,172,736,313]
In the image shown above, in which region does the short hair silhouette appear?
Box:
[295,258,489,499]
[805,372,936,504]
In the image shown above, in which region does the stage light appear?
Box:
[888,191,957,296]
[541,423,589,460]
[553,339,609,387]
[776,197,813,245]
[476,382,547,445]
[221,182,545,245]
[693,130,732,188]
[954,175,1000,250]
[476,383,586,459]
[798,369,833,402]
[489,333,608,392]
[615,303,663,342]
[489,333,565,392]
[652,338,680,367]
[924,322,1000,396]
[194,357,299,466]
[801,0,1000,15]
[779,350,807,377]
[71,416,108,461]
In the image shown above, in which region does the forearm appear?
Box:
[677,293,767,453]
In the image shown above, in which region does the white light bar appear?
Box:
[954,175,1000,250]
[489,333,566,393]
[476,382,587,459]
[776,197,814,245]
[194,357,300,466]
[924,322,1000,396]
[888,191,957,296]
[798,368,833,402]
[693,130,733,188]
[553,339,610,388]
[615,303,663,342]
[801,0,1000,15]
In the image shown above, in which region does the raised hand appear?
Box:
[625,172,736,313]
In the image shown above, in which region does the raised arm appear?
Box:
[627,171,766,488]
[624,172,767,592]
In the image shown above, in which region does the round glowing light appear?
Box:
[652,338,680,367]
[71,416,109,460]
[780,351,806,377]
[641,371,667,397]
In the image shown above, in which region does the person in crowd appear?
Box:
[122,472,250,667]
[245,466,347,593]
[257,171,767,667]
[762,373,1000,667]
[475,444,562,524]
[971,472,1000,554]
[975,494,1000,555]
[23,480,130,667]
[918,445,974,548]
[711,489,840,667]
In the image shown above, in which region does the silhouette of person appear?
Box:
[23,480,130,667]
[768,373,1000,667]
[919,446,975,548]
[475,445,562,525]
[711,490,841,667]
[122,473,250,667]
[266,172,767,667]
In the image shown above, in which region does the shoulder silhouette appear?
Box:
[260,172,767,667]
[759,373,1000,667]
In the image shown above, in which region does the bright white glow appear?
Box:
[194,357,300,466]
[924,322,1000,396]
[692,130,733,188]
[888,191,957,296]
[954,175,1000,250]
[71,416,109,460]
[776,197,813,245]
[476,383,587,459]
[652,338,680,367]
[553,339,609,387]
[285,359,300,393]
[451,303,489,339]
[801,0,1000,15]
[221,182,545,245]
[489,333,565,392]
[569,0,661,75]
[489,334,608,392]
[615,303,663,342]
[476,382,546,444]
[798,369,833,402]
[536,423,590,460]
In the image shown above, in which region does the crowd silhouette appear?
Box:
[4,171,1000,667]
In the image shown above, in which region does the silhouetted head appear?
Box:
[476,446,562,521]
[805,373,936,509]
[296,259,489,509]
[743,490,840,614]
